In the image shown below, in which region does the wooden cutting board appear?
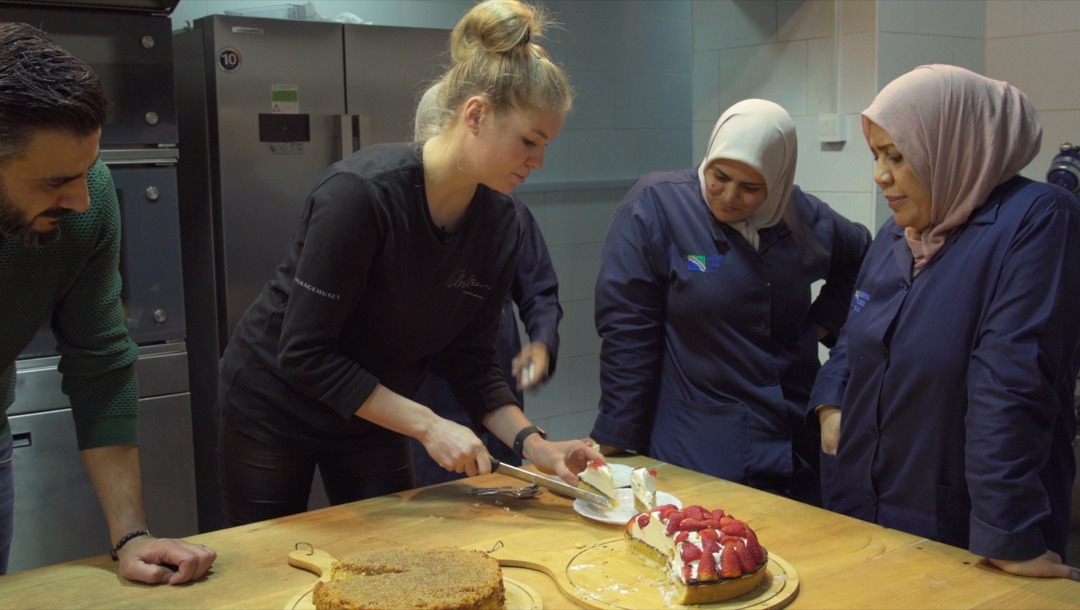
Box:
[464,536,799,610]
[284,546,543,610]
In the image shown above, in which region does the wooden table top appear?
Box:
[1,455,1077,609]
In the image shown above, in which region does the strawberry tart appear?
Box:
[624,503,768,605]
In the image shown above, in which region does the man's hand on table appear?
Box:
[987,550,1080,581]
[118,535,217,584]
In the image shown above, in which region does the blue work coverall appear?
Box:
[810,176,1080,560]
[591,169,870,501]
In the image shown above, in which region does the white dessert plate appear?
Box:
[609,463,633,488]
[573,488,681,525]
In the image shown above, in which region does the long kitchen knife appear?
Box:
[489,458,615,509]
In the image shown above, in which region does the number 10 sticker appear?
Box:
[218,47,242,73]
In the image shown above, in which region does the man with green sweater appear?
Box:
[0,22,215,584]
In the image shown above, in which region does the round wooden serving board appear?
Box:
[284,547,542,610]
[481,537,798,610]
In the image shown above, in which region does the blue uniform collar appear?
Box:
[887,176,1025,277]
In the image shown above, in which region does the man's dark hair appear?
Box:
[0,22,107,162]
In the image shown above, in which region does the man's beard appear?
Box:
[0,178,69,248]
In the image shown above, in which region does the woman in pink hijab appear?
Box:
[811,65,1080,580]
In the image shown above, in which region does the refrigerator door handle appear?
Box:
[356,115,372,152]
[335,114,354,160]
[335,114,373,160]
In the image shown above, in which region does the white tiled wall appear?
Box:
[692,0,882,234]
[985,0,1080,183]
[876,0,986,91]
[170,1,693,440]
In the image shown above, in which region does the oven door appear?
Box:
[19,156,186,358]
[0,6,177,147]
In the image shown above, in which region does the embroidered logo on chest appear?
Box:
[850,289,871,312]
[445,268,493,300]
[686,254,723,273]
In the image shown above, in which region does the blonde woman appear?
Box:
[216,0,597,525]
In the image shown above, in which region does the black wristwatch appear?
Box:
[512,425,547,459]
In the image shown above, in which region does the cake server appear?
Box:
[489,458,615,509]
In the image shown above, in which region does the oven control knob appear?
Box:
[141,35,155,49]
[145,111,159,126]
[145,186,160,202]
[153,309,168,324]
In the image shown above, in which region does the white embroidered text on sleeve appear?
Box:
[294,276,342,300]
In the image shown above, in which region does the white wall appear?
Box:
[170,0,693,442]
[692,0,881,234]
[985,0,1080,183]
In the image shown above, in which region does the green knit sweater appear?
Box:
[1,160,139,449]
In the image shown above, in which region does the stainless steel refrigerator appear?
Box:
[173,14,448,529]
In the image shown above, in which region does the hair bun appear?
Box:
[451,0,543,61]
[424,0,570,137]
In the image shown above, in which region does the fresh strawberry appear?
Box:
[678,518,710,532]
[682,564,694,583]
[719,515,735,528]
[698,529,719,542]
[733,538,757,573]
[636,514,650,529]
[700,534,720,555]
[675,531,689,544]
[719,534,740,546]
[665,514,684,536]
[719,541,741,578]
[710,509,726,521]
[679,541,702,563]
[721,520,747,537]
[654,503,678,513]
[744,528,766,565]
[681,505,707,520]
[697,549,719,582]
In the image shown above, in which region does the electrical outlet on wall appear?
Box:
[818,113,847,143]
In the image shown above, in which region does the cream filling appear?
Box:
[579,463,617,500]
[629,513,674,558]
[630,468,656,509]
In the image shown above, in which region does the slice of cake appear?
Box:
[312,546,505,610]
[577,458,618,505]
[630,467,657,512]
[625,503,768,605]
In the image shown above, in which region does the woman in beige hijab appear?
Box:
[589,99,871,504]
[812,65,1080,580]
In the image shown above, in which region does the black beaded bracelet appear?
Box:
[110,529,151,560]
